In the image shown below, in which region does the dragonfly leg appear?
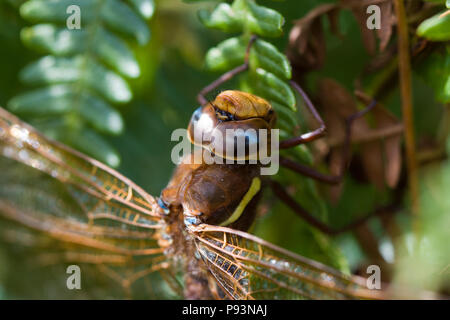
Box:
[269,179,402,235]
[280,85,380,184]
[197,35,258,106]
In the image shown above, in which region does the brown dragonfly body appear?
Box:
[0,93,389,299]
[159,90,270,298]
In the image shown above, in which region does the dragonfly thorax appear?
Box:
[160,152,262,232]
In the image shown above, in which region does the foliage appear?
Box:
[7,0,155,166]
[195,0,296,121]
[418,0,450,41]
[416,1,450,103]
[189,0,352,269]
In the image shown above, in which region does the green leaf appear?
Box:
[20,55,82,84]
[63,128,121,167]
[102,0,150,45]
[77,93,124,135]
[13,0,153,166]
[128,0,155,19]
[95,27,140,78]
[250,68,296,110]
[21,24,140,78]
[250,39,292,79]
[198,3,242,32]
[417,11,450,41]
[8,85,124,135]
[290,145,314,166]
[20,0,150,45]
[232,0,284,37]
[21,24,85,55]
[205,36,247,71]
[20,0,95,23]
[8,85,73,114]
[20,56,132,103]
[415,46,450,103]
[270,101,298,128]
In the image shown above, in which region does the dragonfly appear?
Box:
[0,35,409,300]
[0,95,394,300]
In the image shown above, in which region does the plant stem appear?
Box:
[393,0,420,233]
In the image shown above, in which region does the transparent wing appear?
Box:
[190,224,385,300]
[0,107,161,221]
[0,107,177,298]
[0,159,177,298]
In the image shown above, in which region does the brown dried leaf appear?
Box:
[360,140,386,190]
[287,4,339,72]
[327,8,344,39]
[372,106,402,188]
[348,5,376,55]
[356,92,403,189]
[318,79,350,201]
[340,0,395,54]
[318,79,385,199]
[377,1,395,52]
[328,147,345,203]
[319,79,389,192]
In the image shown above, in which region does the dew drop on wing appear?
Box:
[10,125,28,141]
[3,146,13,157]
[30,139,40,149]
[239,278,249,287]
[320,272,333,282]
[18,149,29,161]
[30,159,41,169]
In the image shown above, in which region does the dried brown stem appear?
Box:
[393,0,420,233]
[328,123,404,147]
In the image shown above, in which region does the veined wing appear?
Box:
[0,107,161,220]
[0,154,176,298]
[0,107,177,298]
[190,224,385,300]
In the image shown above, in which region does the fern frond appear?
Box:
[8,0,155,167]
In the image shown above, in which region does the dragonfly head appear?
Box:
[187,90,276,161]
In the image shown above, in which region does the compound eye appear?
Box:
[188,105,218,146]
[191,107,202,123]
[209,118,271,161]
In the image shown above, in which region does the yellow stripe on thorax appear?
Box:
[219,177,261,227]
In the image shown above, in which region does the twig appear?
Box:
[327,123,404,147]
[393,0,420,233]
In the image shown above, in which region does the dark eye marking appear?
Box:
[192,107,202,122]
[215,107,235,121]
